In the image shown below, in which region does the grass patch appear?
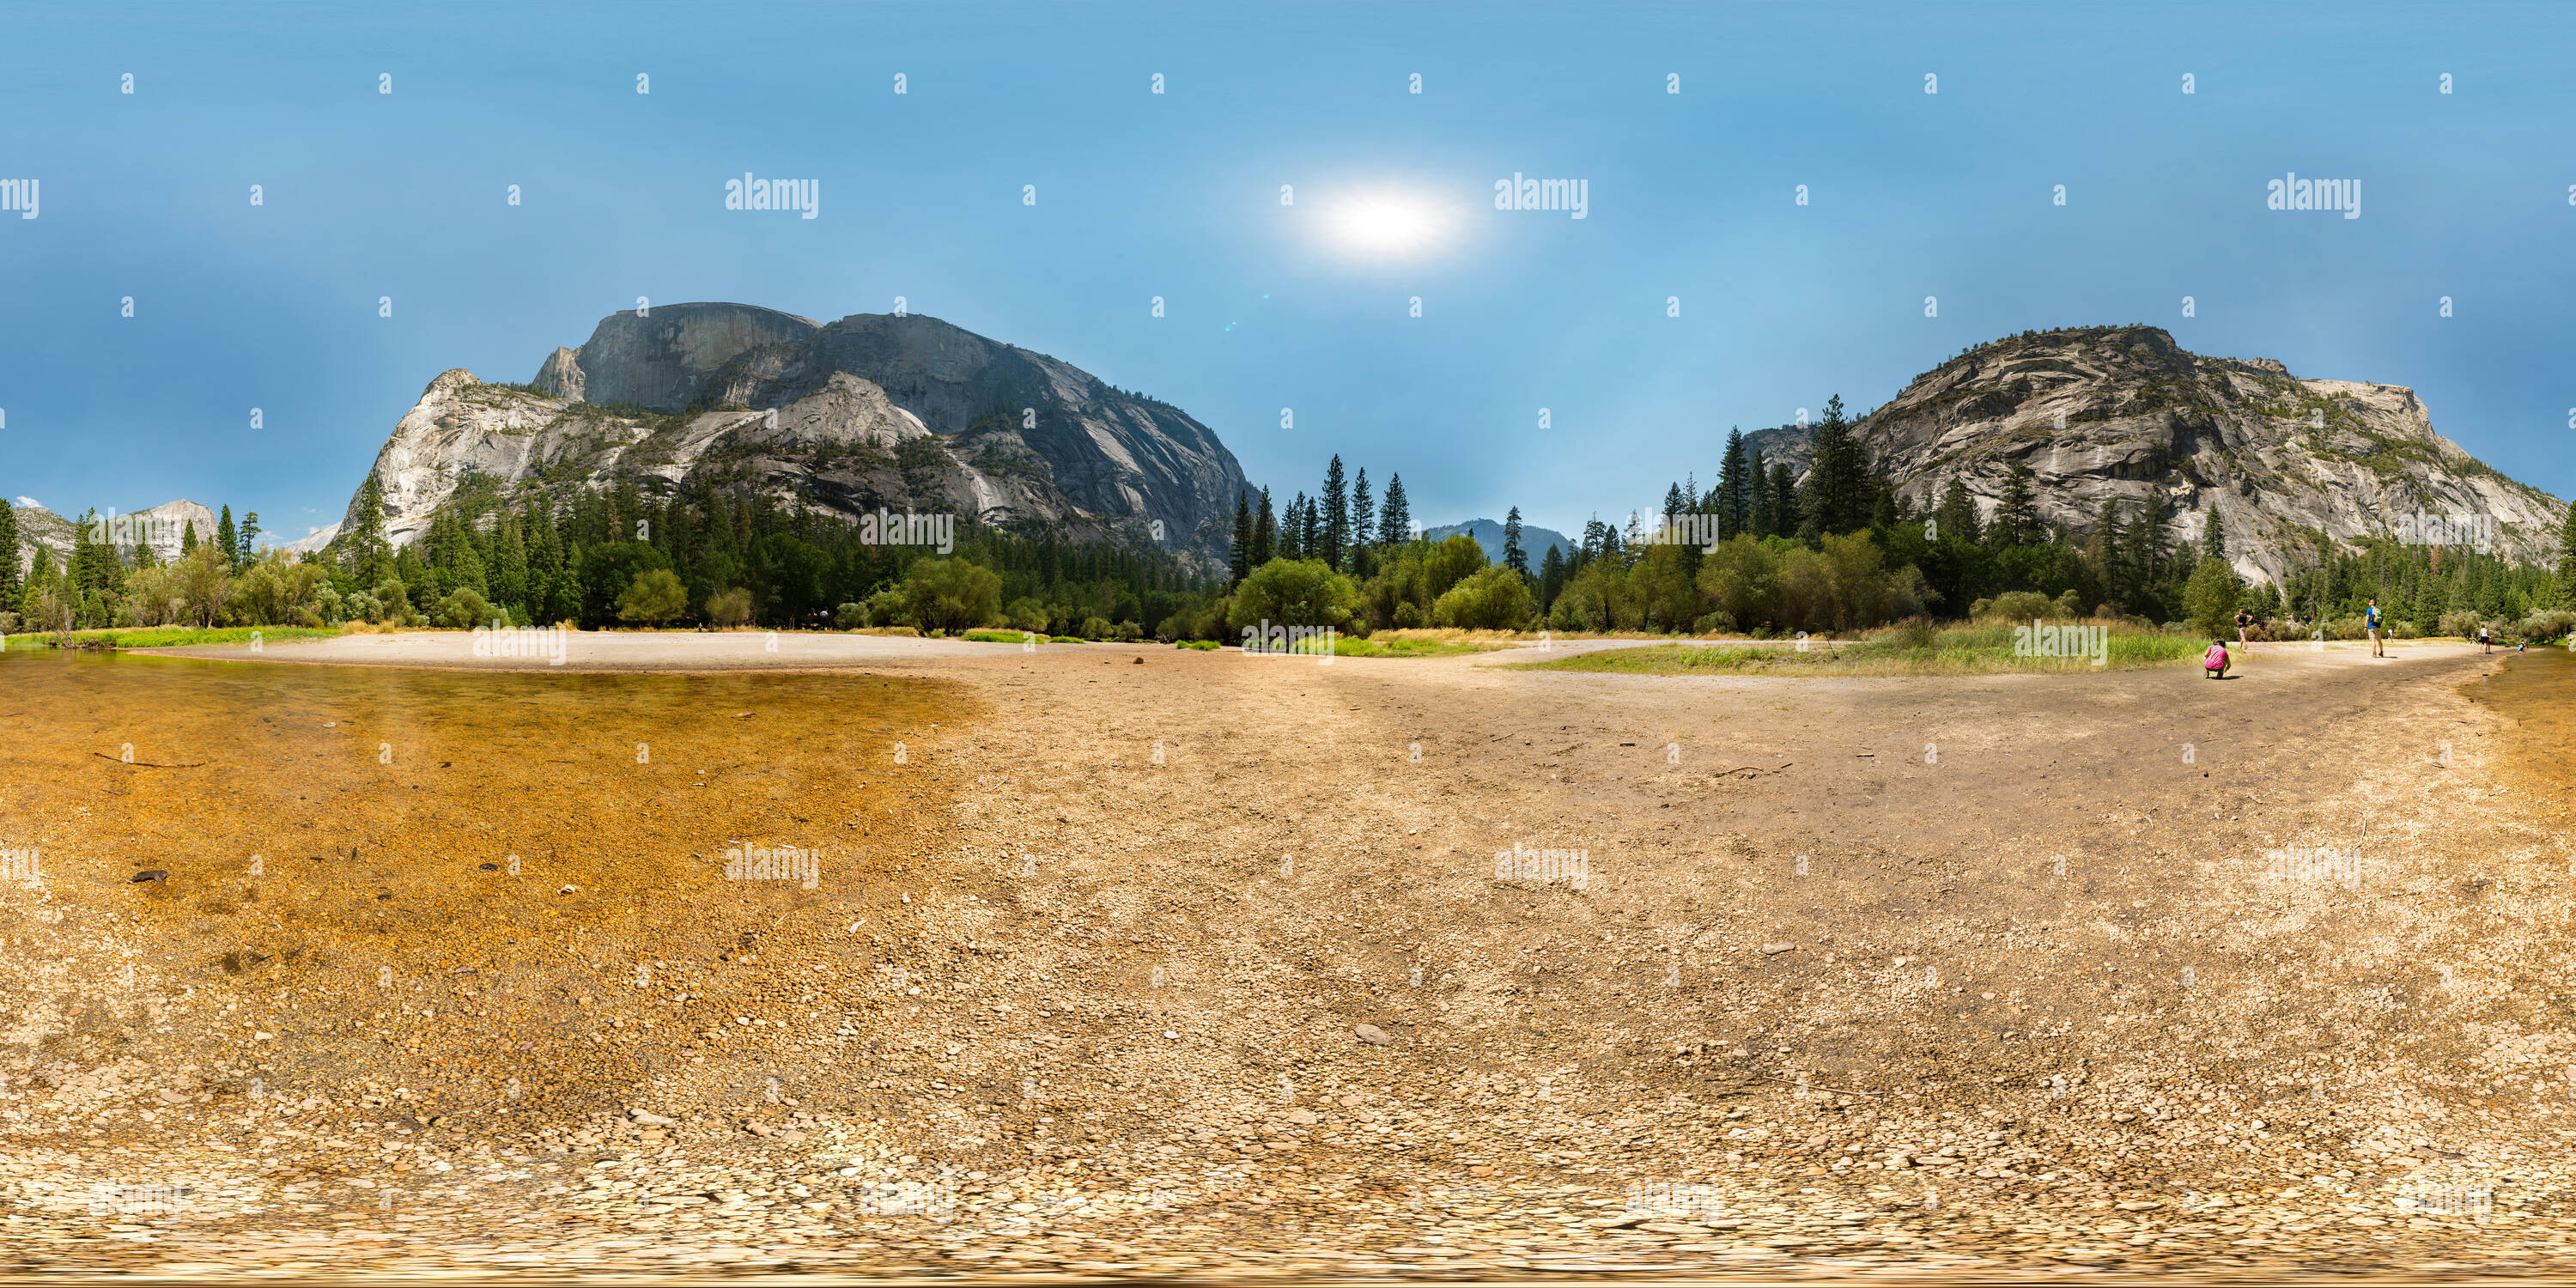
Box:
[1175,639,1220,650]
[1515,620,2203,676]
[961,629,1030,644]
[9,625,345,651]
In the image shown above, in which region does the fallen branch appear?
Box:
[93,752,207,769]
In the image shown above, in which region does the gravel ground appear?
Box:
[4,635,2572,1277]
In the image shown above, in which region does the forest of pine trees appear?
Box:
[11,413,2574,641]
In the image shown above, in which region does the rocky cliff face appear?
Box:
[1816,326,2562,586]
[334,303,1250,567]
[14,499,218,572]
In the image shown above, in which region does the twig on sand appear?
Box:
[93,752,206,769]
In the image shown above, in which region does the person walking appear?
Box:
[2366,598,2385,658]
[2235,608,2253,647]
[2479,623,2494,653]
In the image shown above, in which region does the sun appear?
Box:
[1326,192,1449,258]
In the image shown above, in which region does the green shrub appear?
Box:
[1431,567,1536,630]
[901,558,1003,635]
[1977,590,2063,622]
[1230,558,1360,634]
[615,568,690,625]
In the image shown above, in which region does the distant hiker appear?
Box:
[2478,623,2494,653]
[2234,609,2253,646]
[2366,598,2385,658]
[2203,639,2230,679]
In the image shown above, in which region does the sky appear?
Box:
[3,0,2573,544]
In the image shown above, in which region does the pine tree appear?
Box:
[347,477,392,587]
[1229,493,1252,586]
[216,506,238,572]
[1503,506,1528,575]
[1537,544,1566,610]
[1279,492,1307,562]
[1745,447,1772,538]
[1378,474,1411,546]
[1798,395,1871,538]
[1935,478,1980,544]
[1298,494,1322,558]
[21,546,58,624]
[1990,460,2042,547]
[2556,499,2576,610]
[2200,505,2228,562]
[1321,455,1349,572]
[180,517,197,556]
[490,517,531,619]
[1253,487,1277,566]
[2092,499,2127,605]
[1351,470,1371,553]
[1766,463,1799,540]
[1716,429,1752,540]
[0,497,17,609]
[2131,493,2174,593]
[238,511,260,566]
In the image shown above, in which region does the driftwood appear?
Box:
[92,752,207,769]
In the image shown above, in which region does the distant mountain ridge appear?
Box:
[324,302,1251,571]
[1427,518,1571,564]
[11,499,218,574]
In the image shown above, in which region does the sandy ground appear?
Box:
[5,631,2574,1277]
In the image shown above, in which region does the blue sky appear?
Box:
[3,0,2571,544]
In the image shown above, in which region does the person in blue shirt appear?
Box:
[2366,598,2385,658]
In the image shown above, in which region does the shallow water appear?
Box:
[2466,644,2576,798]
[0,651,966,1103]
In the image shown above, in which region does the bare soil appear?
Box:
[4,633,2573,1276]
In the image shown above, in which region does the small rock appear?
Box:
[630,1109,676,1126]
[1355,1024,1392,1046]
[1285,1109,1317,1125]
[1760,943,1797,955]
[478,862,499,871]
[131,870,168,883]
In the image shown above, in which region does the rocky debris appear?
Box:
[1354,1024,1392,1046]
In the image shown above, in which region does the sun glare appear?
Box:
[1327,193,1448,257]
